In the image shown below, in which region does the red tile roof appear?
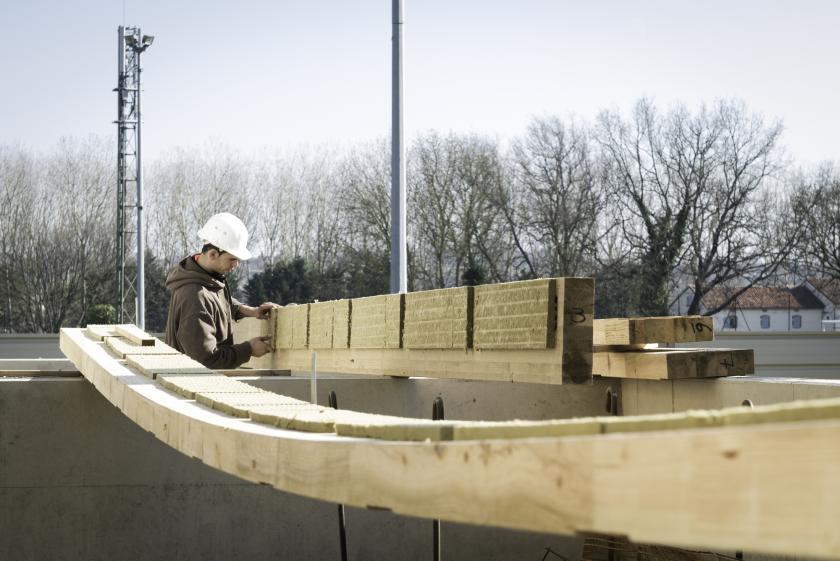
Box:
[701,285,824,311]
[807,277,840,305]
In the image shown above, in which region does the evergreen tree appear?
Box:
[144,251,170,333]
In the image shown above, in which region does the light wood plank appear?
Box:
[85,324,122,341]
[308,301,334,350]
[593,349,754,380]
[384,294,403,349]
[125,354,213,378]
[105,336,179,358]
[291,304,309,349]
[157,374,256,399]
[115,324,156,346]
[473,279,555,350]
[404,286,471,349]
[593,316,714,346]
[333,299,351,349]
[350,295,388,349]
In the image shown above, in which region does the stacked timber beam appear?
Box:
[237,282,753,382]
[592,316,754,380]
[58,325,840,558]
[242,278,595,384]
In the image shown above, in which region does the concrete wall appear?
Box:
[0,376,594,561]
[0,334,63,359]
[679,331,840,379]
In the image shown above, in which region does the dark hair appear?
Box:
[201,243,227,256]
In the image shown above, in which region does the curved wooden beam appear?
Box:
[60,328,840,559]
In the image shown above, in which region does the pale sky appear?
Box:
[1,0,838,165]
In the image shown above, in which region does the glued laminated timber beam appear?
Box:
[593,348,755,380]
[60,327,840,559]
[246,278,595,385]
[593,316,714,346]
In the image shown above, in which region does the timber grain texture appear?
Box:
[404,286,471,349]
[104,336,178,359]
[124,354,212,378]
[593,316,714,346]
[473,279,555,350]
[59,327,840,559]
[115,323,156,346]
[307,301,334,350]
[593,348,754,380]
[241,278,595,384]
[349,294,403,349]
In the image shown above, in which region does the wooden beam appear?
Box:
[308,301,334,350]
[473,279,555,350]
[350,294,403,349]
[59,327,840,558]
[104,336,178,359]
[239,277,595,384]
[291,304,309,349]
[125,354,213,378]
[593,316,713,346]
[115,324,157,346]
[593,348,754,380]
[334,396,840,442]
[86,324,122,341]
[333,299,351,349]
[404,287,470,349]
[559,277,595,383]
[275,306,295,350]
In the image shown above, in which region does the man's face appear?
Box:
[208,250,241,274]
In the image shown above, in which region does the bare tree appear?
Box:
[409,132,459,288]
[0,145,36,331]
[597,98,787,316]
[681,101,794,314]
[147,141,254,269]
[505,116,604,278]
[1,138,114,332]
[793,163,840,279]
[338,139,391,253]
[450,134,513,284]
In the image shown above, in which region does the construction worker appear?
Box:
[165,212,276,369]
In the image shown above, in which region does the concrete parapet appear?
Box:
[0,376,588,561]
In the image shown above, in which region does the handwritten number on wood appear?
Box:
[692,322,710,333]
[570,307,587,324]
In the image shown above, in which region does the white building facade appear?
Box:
[700,285,825,332]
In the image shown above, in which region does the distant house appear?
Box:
[700,285,824,332]
[804,277,840,332]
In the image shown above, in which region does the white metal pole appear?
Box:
[135,29,145,329]
[390,0,407,294]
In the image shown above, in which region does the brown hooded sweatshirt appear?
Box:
[164,255,252,369]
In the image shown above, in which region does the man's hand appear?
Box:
[240,302,280,319]
[248,336,273,357]
[256,302,279,319]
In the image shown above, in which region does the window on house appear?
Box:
[725,315,737,329]
[760,315,770,329]
[792,315,802,329]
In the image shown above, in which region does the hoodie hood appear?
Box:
[166,256,225,292]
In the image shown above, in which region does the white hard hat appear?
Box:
[197,212,253,260]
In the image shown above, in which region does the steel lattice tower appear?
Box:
[115,26,152,327]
